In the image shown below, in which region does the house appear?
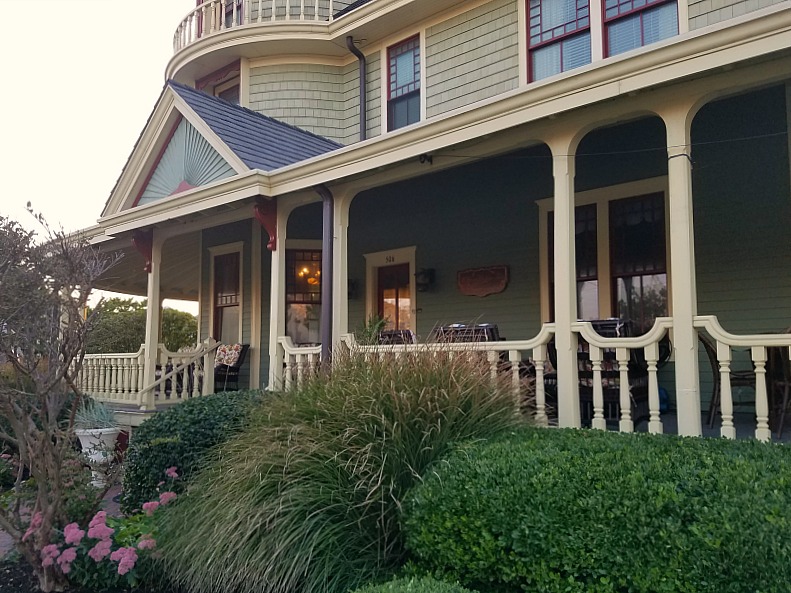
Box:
[80,0,791,441]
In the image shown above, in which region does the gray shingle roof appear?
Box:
[168,80,343,171]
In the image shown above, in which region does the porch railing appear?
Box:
[80,339,219,409]
[694,315,791,441]
[571,317,673,435]
[174,0,356,51]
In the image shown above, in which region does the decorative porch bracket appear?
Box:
[132,228,154,273]
[254,198,277,251]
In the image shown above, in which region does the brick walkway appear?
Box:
[0,484,122,559]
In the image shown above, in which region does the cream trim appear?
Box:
[363,246,417,331]
[208,241,245,343]
[170,92,249,173]
[249,219,262,389]
[240,57,250,108]
[517,0,528,86]
[249,54,353,68]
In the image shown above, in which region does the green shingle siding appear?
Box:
[688,0,784,29]
[425,0,520,118]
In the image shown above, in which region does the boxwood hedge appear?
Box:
[404,428,791,593]
[121,389,262,513]
[351,577,477,593]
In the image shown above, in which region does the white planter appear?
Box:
[75,427,120,487]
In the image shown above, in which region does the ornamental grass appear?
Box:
[154,347,531,593]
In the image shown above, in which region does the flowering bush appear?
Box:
[36,467,179,590]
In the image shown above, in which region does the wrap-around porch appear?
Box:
[82,71,791,439]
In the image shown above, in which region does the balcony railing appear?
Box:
[174,0,357,51]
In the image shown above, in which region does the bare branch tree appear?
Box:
[0,210,119,592]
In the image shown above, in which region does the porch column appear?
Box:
[267,205,290,390]
[141,234,163,411]
[659,100,702,437]
[548,134,581,428]
[332,192,352,344]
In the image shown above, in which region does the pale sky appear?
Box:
[1,0,195,233]
[0,0,198,311]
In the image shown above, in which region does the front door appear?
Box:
[377,263,412,330]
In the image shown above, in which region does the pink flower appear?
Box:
[23,512,43,542]
[111,547,138,576]
[137,537,157,550]
[88,539,113,562]
[63,523,85,545]
[57,547,77,574]
[88,511,107,528]
[159,491,177,505]
[142,501,160,516]
[87,522,114,540]
[40,543,60,567]
[165,466,179,479]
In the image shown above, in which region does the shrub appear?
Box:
[155,348,530,593]
[404,428,791,593]
[351,576,477,593]
[121,390,262,513]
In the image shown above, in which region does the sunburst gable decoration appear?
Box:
[136,118,235,206]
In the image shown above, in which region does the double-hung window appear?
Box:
[604,0,678,56]
[387,36,421,131]
[528,0,591,81]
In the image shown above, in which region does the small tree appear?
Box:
[0,211,117,592]
[86,298,197,354]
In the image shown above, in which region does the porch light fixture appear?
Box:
[415,268,435,292]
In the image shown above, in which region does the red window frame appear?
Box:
[602,0,677,57]
[387,36,421,131]
[527,0,590,81]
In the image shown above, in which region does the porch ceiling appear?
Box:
[94,231,201,301]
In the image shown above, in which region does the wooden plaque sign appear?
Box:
[457,265,509,297]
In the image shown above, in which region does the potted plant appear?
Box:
[73,399,120,486]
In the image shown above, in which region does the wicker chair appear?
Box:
[214,344,250,392]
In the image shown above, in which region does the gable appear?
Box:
[136,117,236,207]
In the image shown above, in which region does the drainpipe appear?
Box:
[346,36,367,141]
[315,184,334,365]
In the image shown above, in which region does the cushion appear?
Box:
[215,343,242,368]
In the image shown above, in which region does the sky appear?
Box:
[1,0,198,311]
[1,0,196,234]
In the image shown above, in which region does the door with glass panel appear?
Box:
[377,264,412,330]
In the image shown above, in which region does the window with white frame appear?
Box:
[528,0,591,81]
[604,0,678,56]
[387,36,421,131]
[544,189,668,335]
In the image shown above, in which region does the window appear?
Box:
[196,61,241,105]
[528,0,591,81]
[377,264,412,330]
[213,251,241,343]
[545,191,667,335]
[610,193,667,334]
[285,250,321,345]
[387,36,420,131]
[604,0,678,56]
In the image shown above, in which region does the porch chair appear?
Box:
[699,332,756,428]
[214,343,250,392]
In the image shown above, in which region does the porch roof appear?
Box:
[167,80,343,171]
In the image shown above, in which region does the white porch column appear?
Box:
[267,206,290,390]
[332,193,352,344]
[141,234,163,411]
[249,219,262,389]
[659,100,702,437]
[548,134,581,428]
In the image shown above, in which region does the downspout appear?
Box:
[315,184,334,365]
[346,36,367,141]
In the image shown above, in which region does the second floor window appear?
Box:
[605,0,678,56]
[528,0,591,81]
[388,36,421,131]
